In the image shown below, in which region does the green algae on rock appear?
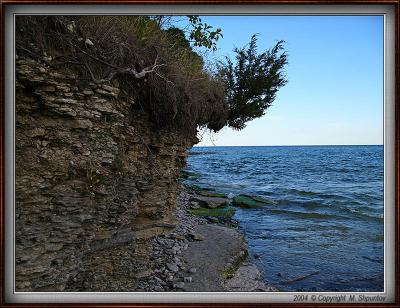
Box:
[186,184,215,192]
[232,195,278,208]
[190,206,236,218]
[251,196,278,205]
[198,191,228,198]
[191,195,229,209]
[180,170,200,180]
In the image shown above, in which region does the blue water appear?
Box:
[185,145,384,292]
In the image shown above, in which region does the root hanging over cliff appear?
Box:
[16,16,228,135]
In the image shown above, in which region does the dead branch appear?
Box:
[71,43,120,70]
[84,62,99,82]
[153,68,175,85]
[71,42,167,83]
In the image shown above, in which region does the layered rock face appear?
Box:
[15,57,196,291]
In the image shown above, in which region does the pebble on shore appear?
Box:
[135,186,275,292]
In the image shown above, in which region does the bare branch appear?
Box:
[71,43,120,70]
[71,42,166,81]
[189,77,207,82]
[154,70,175,85]
[84,63,100,83]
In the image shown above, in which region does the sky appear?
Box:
[187,16,384,146]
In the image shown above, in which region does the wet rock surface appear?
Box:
[224,262,278,292]
[136,189,276,292]
[190,196,229,209]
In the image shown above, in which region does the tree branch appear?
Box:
[71,42,166,82]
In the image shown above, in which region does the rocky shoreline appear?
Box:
[136,186,277,292]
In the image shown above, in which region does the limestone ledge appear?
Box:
[15,57,196,291]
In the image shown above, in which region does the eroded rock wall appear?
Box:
[15,57,195,291]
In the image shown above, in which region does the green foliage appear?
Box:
[16,16,287,135]
[188,16,223,50]
[16,16,226,135]
[218,35,288,130]
[129,16,160,42]
[164,27,204,73]
[165,27,191,49]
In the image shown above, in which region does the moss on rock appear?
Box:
[232,195,277,208]
[199,191,227,198]
[189,206,236,218]
[222,250,248,279]
[186,184,214,192]
[180,170,200,180]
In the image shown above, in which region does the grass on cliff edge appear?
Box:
[15,16,227,135]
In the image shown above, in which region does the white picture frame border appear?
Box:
[4,4,396,304]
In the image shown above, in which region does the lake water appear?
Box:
[185,145,384,292]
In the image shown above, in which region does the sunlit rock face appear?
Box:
[15,57,196,291]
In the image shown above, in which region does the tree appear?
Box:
[151,16,223,51]
[187,16,223,51]
[218,35,288,130]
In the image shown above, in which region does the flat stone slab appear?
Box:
[191,196,229,209]
[181,224,246,292]
[224,263,279,292]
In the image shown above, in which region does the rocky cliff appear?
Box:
[15,56,197,291]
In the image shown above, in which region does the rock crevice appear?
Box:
[15,56,196,291]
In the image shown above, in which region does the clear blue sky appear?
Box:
[189,16,383,146]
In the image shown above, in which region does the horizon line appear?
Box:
[194,144,384,147]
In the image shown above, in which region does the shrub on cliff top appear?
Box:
[15,16,287,134]
[218,35,288,130]
[15,16,227,134]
